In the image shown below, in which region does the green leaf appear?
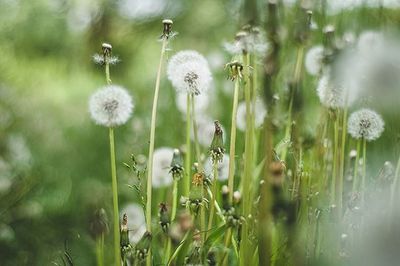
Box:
[202,224,227,258]
[168,230,192,266]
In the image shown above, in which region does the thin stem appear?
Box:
[191,98,207,242]
[331,114,339,204]
[240,53,253,265]
[207,162,218,236]
[352,139,361,192]
[145,36,168,266]
[184,93,192,196]
[361,138,367,206]
[338,107,348,217]
[109,127,121,266]
[96,235,104,266]
[390,154,400,219]
[227,78,240,201]
[165,179,179,263]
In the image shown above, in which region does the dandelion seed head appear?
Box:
[204,154,229,182]
[347,108,384,141]
[305,45,324,76]
[316,72,354,109]
[357,31,384,54]
[223,27,268,55]
[89,85,133,127]
[152,147,174,187]
[167,50,212,95]
[236,99,267,132]
[120,203,146,244]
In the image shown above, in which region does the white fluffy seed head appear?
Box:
[347,108,384,141]
[305,45,324,76]
[167,50,212,95]
[89,85,133,127]
[236,99,267,132]
[317,71,353,109]
[152,147,174,188]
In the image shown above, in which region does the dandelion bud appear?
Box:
[169,148,184,180]
[209,120,225,164]
[158,202,170,233]
[89,208,109,239]
[162,19,173,37]
[120,213,130,248]
[233,191,241,204]
[347,108,384,141]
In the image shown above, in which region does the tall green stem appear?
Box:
[227,79,240,201]
[184,93,192,196]
[240,53,253,265]
[165,179,179,264]
[145,36,168,265]
[96,234,104,266]
[352,139,361,192]
[109,127,121,266]
[331,114,339,204]
[207,163,218,236]
[361,138,367,206]
[338,107,348,217]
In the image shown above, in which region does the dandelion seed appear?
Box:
[204,154,229,182]
[89,85,133,127]
[236,99,267,132]
[152,147,174,187]
[167,50,212,95]
[305,45,324,76]
[347,108,384,141]
[92,53,120,65]
[120,204,146,244]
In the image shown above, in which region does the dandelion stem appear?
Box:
[338,107,348,217]
[96,234,104,266]
[184,93,192,197]
[145,36,168,265]
[331,113,339,205]
[361,138,367,206]
[109,127,121,266]
[352,139,361,192]
[228,78,240,201]
[240,52,253,264]
[207,162,218,236]
[165,178,179,263]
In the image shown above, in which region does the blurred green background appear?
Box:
[1,0,400,265]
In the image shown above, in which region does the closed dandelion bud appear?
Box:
[89,208,109,239]
[270,160,286,186]
[347,108,384,141]
[158,202,170,233]
[233,191,241,205]
[120,213,130,248]
[169,149,184,180]
[209,120,225,164]
[134,231,152,260]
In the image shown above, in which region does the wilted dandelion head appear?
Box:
[167,50,212,95]
[152,147,174,188]
[305,45,324,76]
[347,108,384,141]
[89,85,133,127]
[317,71,353,109]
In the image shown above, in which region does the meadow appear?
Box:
[1,0,400,265]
